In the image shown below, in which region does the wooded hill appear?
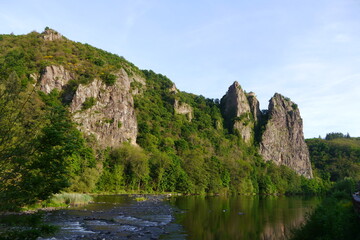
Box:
[0,29,352,210]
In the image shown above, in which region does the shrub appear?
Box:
[101,72,117,86]
[93,58,105,66]
[50,192,93,206]
[291,179,360,240]
[82,97,96,110]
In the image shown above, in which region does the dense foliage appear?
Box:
[0,30,142,103]
[0,73,96,210]
[291,136,360,239]
[325,132,351,140]
[291,179,360,240]
[0,29,328,210]
[306,137,360,182]
[129,69,327,195]
[0,213,57,239]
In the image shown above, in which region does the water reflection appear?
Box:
[169,195,320,240]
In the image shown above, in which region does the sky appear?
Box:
[1,0,359,138]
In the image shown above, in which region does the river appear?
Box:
[41,194,320,240]
[168,195,320,240]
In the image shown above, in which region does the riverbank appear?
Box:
[13,193,93,213]
[290,179,360,240]
[38,194,185,240]
[0,194,185,240]
[0,193,93,240]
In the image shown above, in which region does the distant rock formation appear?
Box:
[220,81,254,143]
[42,28,63,41]
[174,99,193,121]
[70,69,140,147]
[39,66,142,147]
[221,83,313,178]
[246,92,261,123]
[260,93,313,178]
[39,65,74,93]
[169,83,178,94]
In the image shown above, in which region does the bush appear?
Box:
[82,97,97,110]
[291,179,360,240]
[292,103,298,110]
[101,72,117,86]
[49,192,93,206]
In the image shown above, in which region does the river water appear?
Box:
[168,195,320,240]
[41,194,320,240]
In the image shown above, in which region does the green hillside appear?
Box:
[0,29,328,210]
[306,134,360,182]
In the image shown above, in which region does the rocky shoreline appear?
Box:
[39,195,186,240]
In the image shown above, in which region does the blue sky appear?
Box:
[1,0,359,138]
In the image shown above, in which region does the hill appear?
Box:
[0,28,325,210]
[306,134,360,182]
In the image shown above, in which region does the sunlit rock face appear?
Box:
[174,99,193,121]
[220,81,254,143]
[39,66,144,147]
[221,81,313,178]
[39,65,74,94]
[42,28,63,41]
[246,92,262,123]
[260,93,313,178]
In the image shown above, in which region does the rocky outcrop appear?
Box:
[42,28,63,41]
[39,65,74,93]
[70,69,139,147]
[174,99,193,121]
[260,93,313,178]
[220,81,254,143]
[38,64,142,147]
[169,83,178,94]
[220,82,313,178]
[247,92,262,122]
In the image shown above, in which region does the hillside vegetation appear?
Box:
[291,134,360,240]
[306,133,360,182]
[0,29,329,210]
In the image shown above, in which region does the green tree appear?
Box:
[149,151,171,192]
[0,73,45,210]
[110,144,150,191]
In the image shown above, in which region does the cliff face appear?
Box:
[246,92,262,123]
[221,83,313,178]
[220,81,254,143]
[39,66,143,147]
[174,99,193,121]
[260,93,313,178]
[42,28,63,41]
[39,65,74,94]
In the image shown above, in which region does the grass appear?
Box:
[21,192,93,211]
[135,196,147,202]
[50,192,93,206]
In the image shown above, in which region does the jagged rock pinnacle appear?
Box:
[260,93,313,178]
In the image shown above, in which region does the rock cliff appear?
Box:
[221,83,313,178]
[246,92,261,123]
[260,93,313,178]
[42,28,63,41]
[70,69,140,147]
[39,66,142,147]
[174,99,193,121]
[39,65,74,94]
[220,81,254,143]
